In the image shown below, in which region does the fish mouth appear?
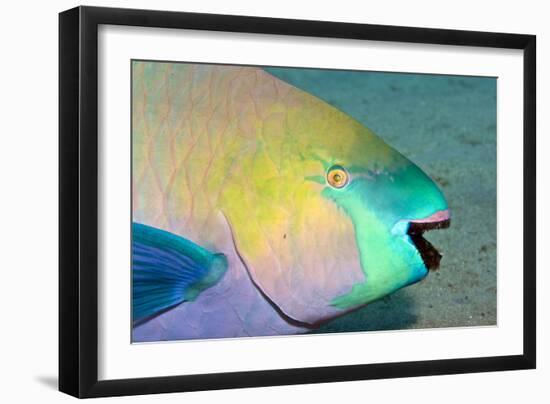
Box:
[407,210,451,271]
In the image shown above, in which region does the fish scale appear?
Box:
[133,63,320,339]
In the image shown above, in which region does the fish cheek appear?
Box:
[225,186,366,325]
[326,185,429,309]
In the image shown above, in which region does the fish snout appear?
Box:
[380,163,451,271]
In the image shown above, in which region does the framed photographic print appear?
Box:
[59,6,536,398]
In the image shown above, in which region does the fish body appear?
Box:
[132,62,449,341]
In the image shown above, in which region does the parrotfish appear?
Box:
[132,61,450,342]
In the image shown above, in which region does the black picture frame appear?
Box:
[59,5,536,398]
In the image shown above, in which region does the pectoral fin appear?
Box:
[132,222,228,324]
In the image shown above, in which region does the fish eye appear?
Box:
[326,166,349,189]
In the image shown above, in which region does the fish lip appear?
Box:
[409,209,451,227]
[392,209,451,271]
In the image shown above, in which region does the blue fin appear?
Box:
[132,222,228,324]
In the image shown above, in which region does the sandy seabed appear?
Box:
[266,66,497,333]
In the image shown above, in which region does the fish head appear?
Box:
[318,139,450,311]
[222,74,450,326]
